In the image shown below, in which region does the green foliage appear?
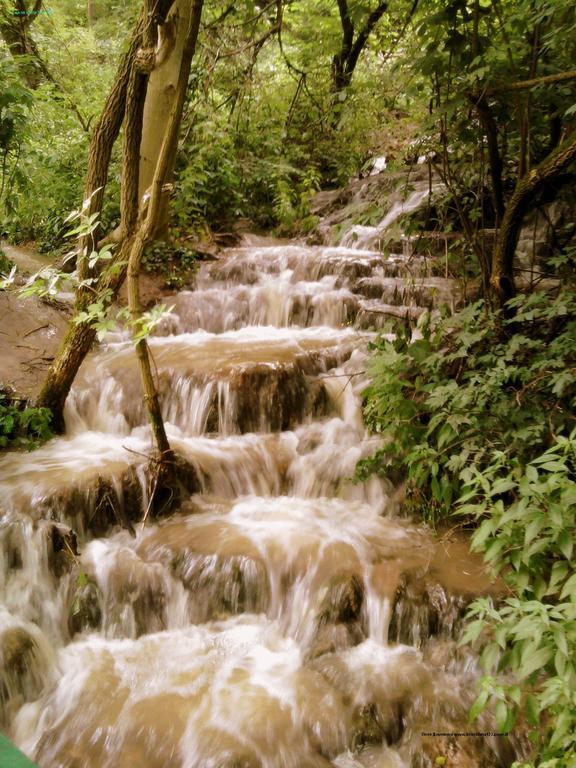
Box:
[359,289,576,765]
[401,0,576,282]
[174,107,324,234]
[0,246,14,274]
[0,395,52,449]
[0,57,32,154]
[358,291,576,525]
[461,435,576,766]
[0,3,121,244]
[0,56,33,218]
[142,240,197,289]
[130,304,175,344]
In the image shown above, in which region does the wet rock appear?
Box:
[36,468,147,538]
[0,622,50,726]
[138,521,270,620]
[352,276,464,310]
[389,575,467,647]
[179,554,269,617]
[318,572,365,625]
[39,520,78,578]
[351,701,404,750]
[307,623,365,661]
[67,575,103,636]
[80,543,169,638]
[386,232,464,262]
[0,517,24,570]
[235,364,323,433]
[312,642,432,751]
[156,362,338,436]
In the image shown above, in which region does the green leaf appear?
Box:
[460,619,485,645]
[526,465,538,483]
[560,573,576,600]
[557,530,573,560]
[518,645,553,679]
[495,700,508,733]
[524,694,540,727]
[469,690,489,722]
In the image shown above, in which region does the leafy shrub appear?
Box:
[142,241,197,289]
[460,434,576,767]
[0,247,14,274]
[359,290,576,767]
[0,395,53,449]
[358,291,576,526]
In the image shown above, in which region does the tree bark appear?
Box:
[0,0,46,88]
[489,69,576,94]
[34,237,134,431]
[87,0,97,25]
[35,5,176,427]
[331,0,388,95]
[471,93,505,223]
[490,135,576,307]
[76,12,146,283]
[126,0,204,514]
[138,0,183,201]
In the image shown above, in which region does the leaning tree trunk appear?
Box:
[35,5,178,430]
[35,239,134,431]
[138,0,186,201]
[490,134,576,307]
[35,16,145,430]
[126,0,204,514]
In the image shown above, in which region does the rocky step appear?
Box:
[203,245,384,285]
[10,614,518,768]
[385,230,464,258]
[67,327,367,435]
[353,275,466,308]
[202,246,451,288]
[0,407,387,543]
[47,495,496,648]
[157,283,426,334]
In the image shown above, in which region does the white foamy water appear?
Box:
[340,182,442,250]
[1,221,518,766]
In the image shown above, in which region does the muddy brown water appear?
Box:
[1,231,522,767]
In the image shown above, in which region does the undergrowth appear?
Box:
[358,290,576,767]
[0,395,53,450]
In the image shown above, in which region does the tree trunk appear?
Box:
[35,6,175,427]
[490,135,576,307]
[331,0,388,97]
[0,1,45,88]
[137,0,188,237]
[35,15,146,425]
[87,0,97,25]
[76,12,145,282]
[138,0,184,199]
[471,94,505,223]
[126,0,204,515]
[36,237,134,431]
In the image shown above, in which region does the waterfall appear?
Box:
[339,181,441,250]
[0,222,522,767]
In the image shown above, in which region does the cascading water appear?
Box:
[339,181,442,251]
[0,217,523,766]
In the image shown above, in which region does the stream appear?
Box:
[0,194,521,767]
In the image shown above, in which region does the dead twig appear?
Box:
[23,324,49,338]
